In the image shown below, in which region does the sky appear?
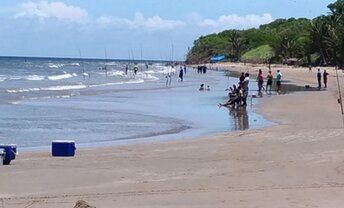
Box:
[0,0,336,60]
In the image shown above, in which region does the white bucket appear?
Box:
[0,148,5,166]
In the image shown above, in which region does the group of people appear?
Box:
[219,65,331,109]
[219,72,250,107]
[219,69,284,108]
[256,69,283,95]
[197,65,207,74]
[317,68,329,88]
[199,84,211,91]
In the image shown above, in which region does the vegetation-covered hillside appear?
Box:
[186,0,344,68]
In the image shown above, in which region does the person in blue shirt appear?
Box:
[276,70,282,94]
[317,68,322,88]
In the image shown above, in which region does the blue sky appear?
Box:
[0,0,335,60]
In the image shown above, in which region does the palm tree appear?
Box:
[308,16,331,65]
[228,30,247,61]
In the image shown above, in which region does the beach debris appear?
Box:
[74,200,96,208]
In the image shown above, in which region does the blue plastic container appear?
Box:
[0,144,17,165]
[52,140,76,157]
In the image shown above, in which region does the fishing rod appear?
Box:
[335,65,344,127]
[104,47,108,78]
[78,48,86,80]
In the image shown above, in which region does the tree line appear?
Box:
[186,0,344,68]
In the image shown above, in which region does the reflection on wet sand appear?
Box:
[227,106,249,131]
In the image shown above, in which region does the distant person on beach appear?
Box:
[179,67,184,82]
[323,70,329,88]
[317,68,322,88]
[276,70,282,94]
[125,64,128,75]
[308,65,312,72]
[242,73,250,106]
[166,73,171,86]
[202,65,207,74]
[206,85,211,91]
[184,65,187,74]
[266,70,273,94]
[257,69,264,96]
[199,84,205,91]
[133,63,138,75]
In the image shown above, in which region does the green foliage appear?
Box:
[186,0,344,67]
[241,45,274,63]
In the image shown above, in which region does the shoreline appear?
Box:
[13,68,271,152]
[1,62,344,207]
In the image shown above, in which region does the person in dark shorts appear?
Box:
[266,70,273,94]
[323,70,329,88]
[179,67,184,82]
[257,69,264,97]
[276,70,282,94]
[317,68,322,88]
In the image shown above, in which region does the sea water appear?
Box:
[0,57,272,150]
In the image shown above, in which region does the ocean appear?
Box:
[0,56,271,151]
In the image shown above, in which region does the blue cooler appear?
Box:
[0,144,17,165]
[52,140,76,157]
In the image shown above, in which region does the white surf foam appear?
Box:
[48,63,65,68]
[48,73,73,80]
[89,78,144,88]
[108,70,125,76]
[42,85,87,91]
[25,75,45,81]
[143,74,159,81]
[6,84,87,93]
[69,63,80,66]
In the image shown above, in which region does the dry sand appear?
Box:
[1,63,344,208]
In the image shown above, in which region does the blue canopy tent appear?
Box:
[210,55,225,62]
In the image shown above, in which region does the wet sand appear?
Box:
[1,63,344,208]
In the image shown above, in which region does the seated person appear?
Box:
[219,86,243,107]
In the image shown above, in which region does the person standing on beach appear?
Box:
[317,68,322,88]
[239,72,245,85]
[242,73,250,106]
[266,70,273,94]
[323,70,329,88]
[179,67,184,82]
[276,70,282,94]
[133,63,138,75]
[257,69,264,97]
[125,64,128,75]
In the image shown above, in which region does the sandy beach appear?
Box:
[1,63,344,208]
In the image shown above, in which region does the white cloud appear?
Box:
[15,1,88,23]
[200,13,274,30]
[96,12,185,31]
